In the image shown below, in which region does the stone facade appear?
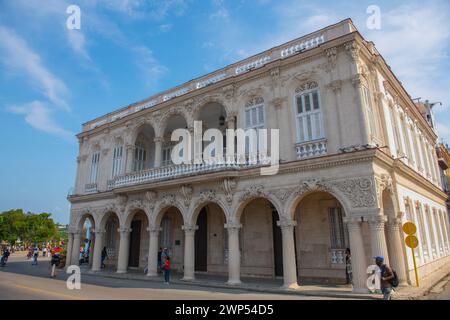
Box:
[67,19,450,292]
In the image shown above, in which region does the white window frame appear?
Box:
[293,87,325,144]
[111,145,123,178]
[89,152,100,184]
[133,141,147,172]
[244,97,266,157]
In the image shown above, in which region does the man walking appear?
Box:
[374,256,394,300]
[32,246,39,265]
[50,252,61,278]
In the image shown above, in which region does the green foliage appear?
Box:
[0,209,60,245]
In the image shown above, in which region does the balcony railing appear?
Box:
[107,156,271,190]
[85,183,98,193]
[330,249,345,264]
[295,139,327,159]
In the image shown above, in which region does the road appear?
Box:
[0,253,340,300]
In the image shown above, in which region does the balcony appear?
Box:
[107,156,271,191]
[295,139,327,160]
[85,183,98,194]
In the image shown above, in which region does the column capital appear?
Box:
[147,226,162,235]
[93,229,106,234]
[277,219,297,229]
[343,216,365,233]
[182,224,198,234]
[224,222,242,230]
[367,214,388,228]
[117,227,132,234]
[387,217,402,228]
[154,136,165,144]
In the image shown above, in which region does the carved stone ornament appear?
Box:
[161,194,177,207]
[181,185,194,207]
[272,188,295,202]
[295,81,318,93]
[145,191,157,210]
[331,177,376,208]
[222,178,237,204]
[239,185,266,202]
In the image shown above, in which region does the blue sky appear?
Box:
[0,0,449,224]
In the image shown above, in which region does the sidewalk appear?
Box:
[83,268,379,300]
[81,265,450,300]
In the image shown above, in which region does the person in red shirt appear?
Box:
[163,256,171,284]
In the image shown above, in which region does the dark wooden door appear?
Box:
[271,207,283,277]
[195,208,207,271]
[128,220,141,267]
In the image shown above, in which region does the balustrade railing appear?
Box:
[85,183,98,193]
[295,139,327,159]
[106,155,271,190]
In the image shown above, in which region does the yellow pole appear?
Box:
[411,247,419,287]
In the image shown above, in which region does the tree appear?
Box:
[0,209,60,246]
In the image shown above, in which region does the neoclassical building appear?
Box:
[67,19,450,293]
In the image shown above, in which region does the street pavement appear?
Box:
[0,253,341,300]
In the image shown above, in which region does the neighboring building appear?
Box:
[67,19,450,293]
[436,143,450,219]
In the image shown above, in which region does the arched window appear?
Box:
[294,82,324,143]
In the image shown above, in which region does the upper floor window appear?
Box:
[133,141,147,171]
[245,97,265,156]
[294,82,324,143]
[112,145,123,177]
[245,97,265,130]
[89,152,100,184]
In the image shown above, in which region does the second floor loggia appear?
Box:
[78,85,330,195]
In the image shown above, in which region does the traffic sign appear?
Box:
[405,235,419,249]
[402,222,417,235]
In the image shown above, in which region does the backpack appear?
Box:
[391,270,399,288]
[382,265,399,288]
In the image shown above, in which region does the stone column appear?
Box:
[386,217,408,286]
[225,222,241,285]
[71,232,81,266]
[147,227,161,277]
[368,215,390,265]
[116,227,131,273]
[125,144,134,173]
[278,220,300,289]
[343,216,368,293]
[182,224,197,280]
[66,232,74,267]
[154,137,164,168]
[91,229,105,272]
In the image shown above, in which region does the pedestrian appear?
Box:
[1,247,10,267]
[50,252,61,278]
[345,248,352,285]
[32,246,39,265]
[43,247,47,257]
[157,247,162,273]
[374,256,395,300]
[163,256,171,284]
[101,247,108,269]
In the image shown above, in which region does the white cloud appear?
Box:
[132,46,168,89]
[8,101,74,140]
[366,2,450,109]
[0,25,70,111]
[67,31,91,62]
